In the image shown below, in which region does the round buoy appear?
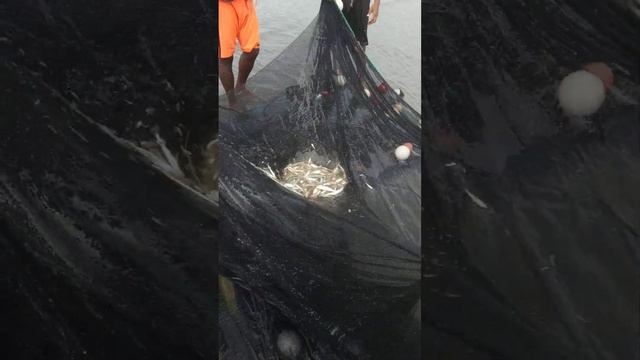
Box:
[393,103,403,113]
[394,88,404,98]
[395,143,412,161]
[583,62,614,90]
[334,74,346,87]
[277,330,302,359]
[557,70,605,116]
[364,87,371,97]
[377,83,387,93]
[335,0,344,10]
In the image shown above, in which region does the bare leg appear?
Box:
[219,56,236,105]
[235,48,259,92]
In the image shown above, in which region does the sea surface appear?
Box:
[220,0,422,111]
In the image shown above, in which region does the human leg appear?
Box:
[219,0,239,104]
[236,0,260,92]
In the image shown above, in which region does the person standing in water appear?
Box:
[218,0,260,108]
[342,0,380,51]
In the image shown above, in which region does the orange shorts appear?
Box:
[218,0,260,59]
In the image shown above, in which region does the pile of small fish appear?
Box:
[261,159,348,199]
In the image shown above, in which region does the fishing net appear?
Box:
[219,0,421,359]
[0,0,217,358]
[422,0,640,359]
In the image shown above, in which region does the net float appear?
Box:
[557,70,605,116]
[395,143,413,161]
[583,62,613,90]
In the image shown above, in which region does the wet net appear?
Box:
[0,0,217,358]
[219,1,421,359]
[422,0,640,359]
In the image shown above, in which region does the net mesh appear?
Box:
[422,0,639,358]
[219,1,421,359]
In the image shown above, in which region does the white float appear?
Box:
[277,330,302,359]
[395,143,413,161]
[557,70,606,116]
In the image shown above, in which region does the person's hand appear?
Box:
[368,0,380,25]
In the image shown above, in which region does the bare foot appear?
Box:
[225,90,237,106]
[235,84,255,99]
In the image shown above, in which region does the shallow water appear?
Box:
[220,0,421,111]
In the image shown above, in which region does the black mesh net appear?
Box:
[219,1,421,359]
[0,0,217,358]
[422,0,639,359]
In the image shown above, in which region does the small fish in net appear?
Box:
[260,159,348,199]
